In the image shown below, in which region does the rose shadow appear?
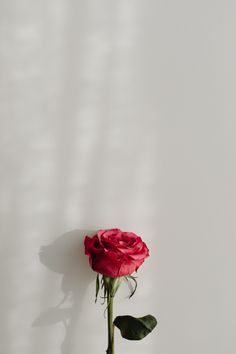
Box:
[32,229,95,354]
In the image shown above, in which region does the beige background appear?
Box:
[0,0,235,353]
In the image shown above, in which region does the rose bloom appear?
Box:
[84,228,149,278]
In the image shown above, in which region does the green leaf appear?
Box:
[95,274,100,303]
[114,314,157,340]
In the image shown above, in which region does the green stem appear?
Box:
[106,292,115,354]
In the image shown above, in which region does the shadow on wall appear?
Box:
[33,229,95,354]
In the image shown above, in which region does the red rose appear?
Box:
[84,228,149,278]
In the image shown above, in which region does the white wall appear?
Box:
[0,1,236,353]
